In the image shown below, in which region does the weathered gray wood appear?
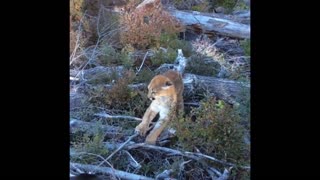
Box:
[70,119,122,134]
[109,0,250,39]
[70,162,154,180]
[183,73,249,105]
[70,66,249,105]
[70,66,125,81]
[168,9,250,39]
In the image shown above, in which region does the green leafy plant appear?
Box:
[185,54,221,76]
[240,39,250,56]
[171,97,250,179]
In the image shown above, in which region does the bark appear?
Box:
[168,9,250,39]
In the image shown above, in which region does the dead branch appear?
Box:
[127,143,230,166]
[70,76,79,81]
[216,168,232,180]
[70,162,154,180]
[103,141,135,151]
[126,143,249,169]
[208,167,222,177]
[136,51,149,75]
[70,66,125,81]
[124,150,141,169]
[70,11,86,65]
[94,112,142,121]
[70,118,121,134]
[101,83,147,91]
[97,133,139,167]
[69,150,115,171]
[155,169,175,180]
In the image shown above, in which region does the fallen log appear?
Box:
[70,68,249,105]
[168,9,250,39]
[108,0,250,39]
[135,0,250,39]
[183,73,249,105]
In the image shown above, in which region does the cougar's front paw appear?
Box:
[135,123,148,136]
[145,136,157,145]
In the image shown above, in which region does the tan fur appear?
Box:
[135,70,184,144]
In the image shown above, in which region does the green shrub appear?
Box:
[71,127,109,164]
[151,48,177,67]
[171,97,250,178]
[215,0,238,13]
[240,39,250,56]
[134,68,155,83]
[185,54,221,76]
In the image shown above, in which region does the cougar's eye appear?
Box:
[165,81,172,86]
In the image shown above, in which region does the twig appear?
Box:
[184,102,200,107]
[70,76,79,81]
[76,38,102,81]
[70,119,122,134]
[125,143,248,179]
[208,167,222,177]
[70,151,119,179]
[155,169,175,180]
[217,167,232,180]
[124,150,141,169]
[186,152,234,166]
[70,162,154,180]
[212,37,225,46]
[97,133,139,168]
[136,51,149,75]
[71,151,114,168]
[70,163,84,174]
[126,143,248,168]
[179,159,192,170]
[94,112,142,121]
[70,11,87,65]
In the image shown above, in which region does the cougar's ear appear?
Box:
[162,81,173,89]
